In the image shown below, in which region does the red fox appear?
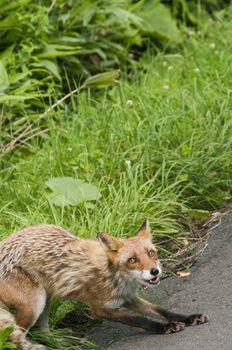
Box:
[0,220,208,349]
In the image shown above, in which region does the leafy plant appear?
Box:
[0,326,16,349]
[30,327,97,350]
[0,0,229,154]
[46,177,101,206]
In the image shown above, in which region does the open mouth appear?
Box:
[144,275,161,285]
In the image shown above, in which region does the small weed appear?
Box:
[0,326,16,349]
[30,328,98,350]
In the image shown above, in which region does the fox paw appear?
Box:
[185,314,208,326]
[164,322,185,334]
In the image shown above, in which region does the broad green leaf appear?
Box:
[9,71,30,84]
[0,326,14,342]
[109,8,144,28]
[0,14,20,30]
[0,61,9,93]
[83,70,120,88]
[46,44,82,50]
[33,60,61,80]
[58,36,85,44]
[0,0,32,13]
[0,45,15,64]
[0,95,36,102]
[10,80,41,94]
[82,7,96,26]
[46,177,101,206]
[136,2,181,42]
[36,49,80,59]
[0,342,16,350]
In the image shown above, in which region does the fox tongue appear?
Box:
[149,276,160,284]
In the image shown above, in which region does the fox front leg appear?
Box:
[156,307,208,326]
[125,297,208,327]
[92,307,185,334]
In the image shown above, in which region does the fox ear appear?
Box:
[136,219,151,239]
[98,232,123,252]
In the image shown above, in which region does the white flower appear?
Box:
[125,160,131,166]
[209,43,216,49]
[163,85,169,91]
[99,29,107,37]
[126,100,133,108]
[188,31,195,36]
[194,68,200,73]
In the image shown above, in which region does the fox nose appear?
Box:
[150,268,159,276]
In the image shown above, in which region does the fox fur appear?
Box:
[0,220,208,349]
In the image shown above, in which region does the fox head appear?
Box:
[98,219,162,287]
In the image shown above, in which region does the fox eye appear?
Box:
[148,250,156,257]
[128,257,136,264]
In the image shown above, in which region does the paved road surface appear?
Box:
[90,213,232,350]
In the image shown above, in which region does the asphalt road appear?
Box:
[90,213,232,350]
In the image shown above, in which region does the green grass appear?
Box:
[0,6,232,348]
[29,327,98,350]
